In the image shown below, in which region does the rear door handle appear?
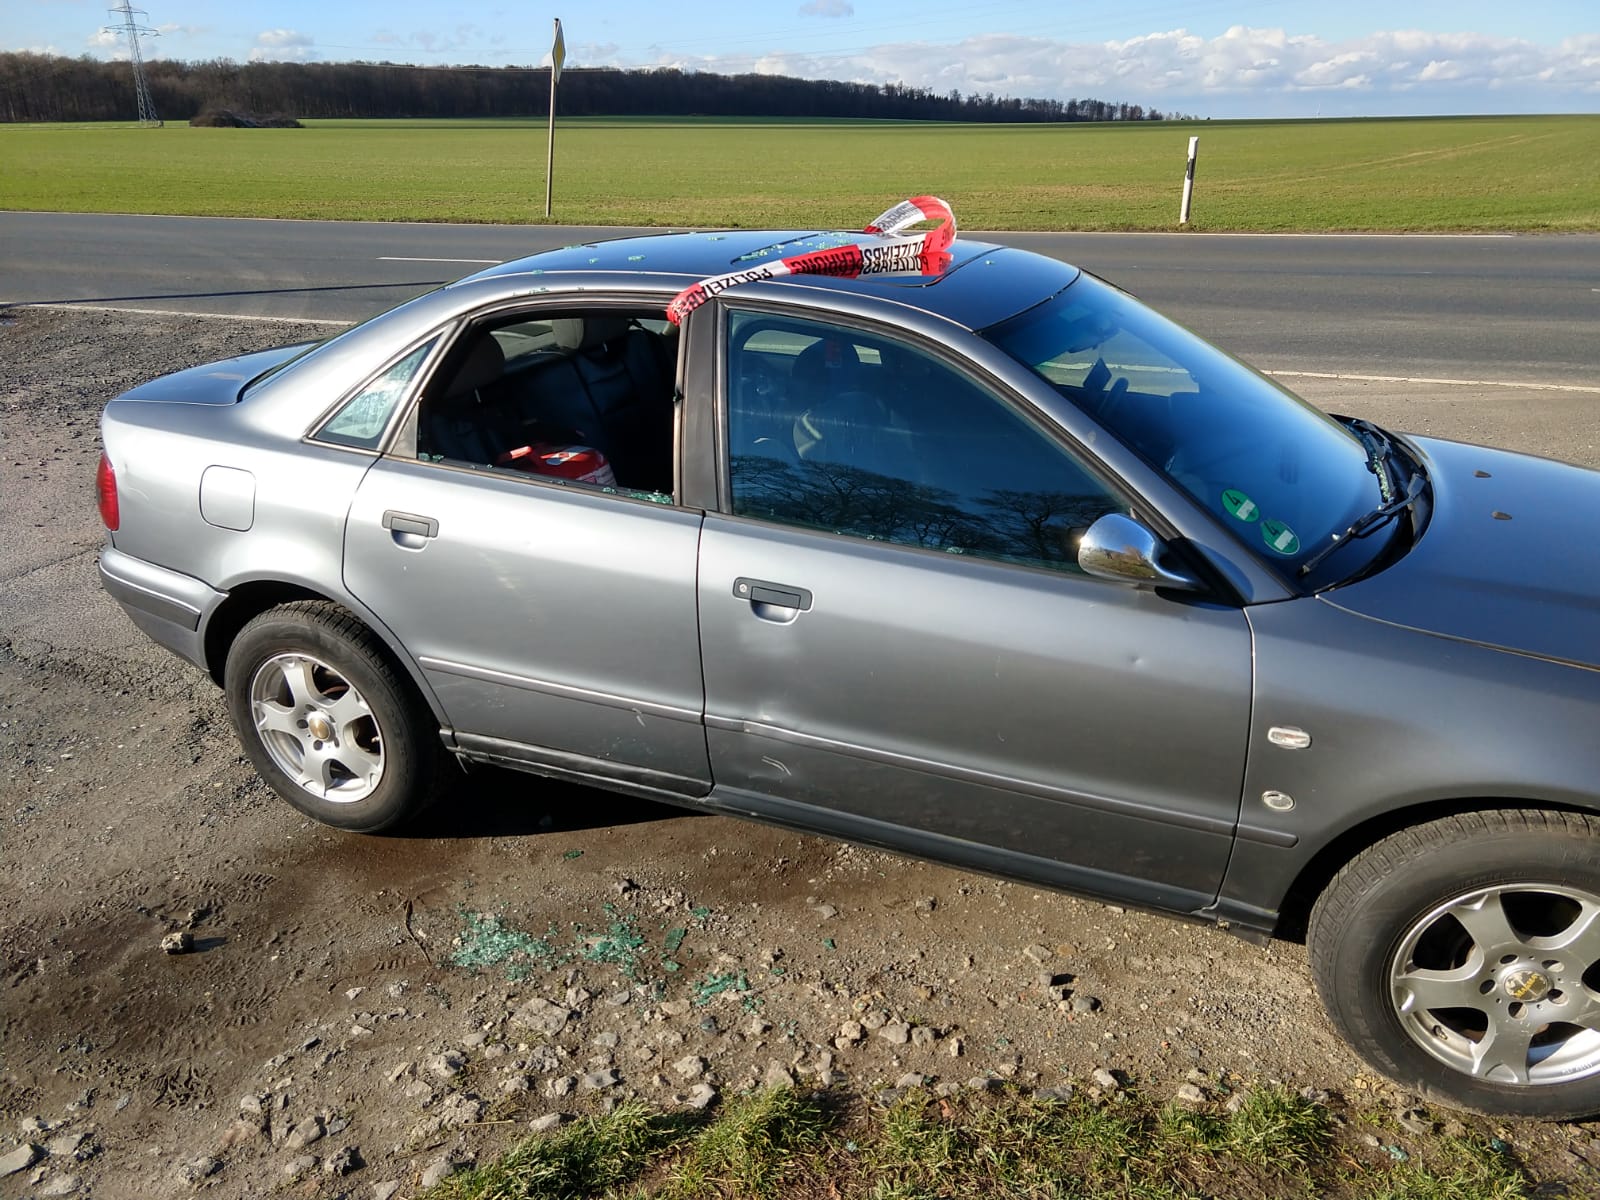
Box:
[733,577,812,611]
[382,510,439,538]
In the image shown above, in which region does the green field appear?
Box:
[2,114,1597,231]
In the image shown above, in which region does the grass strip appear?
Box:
[3,114,1598,231]
[421,1082,1544,1200]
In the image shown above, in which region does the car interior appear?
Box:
[415,310,679,497]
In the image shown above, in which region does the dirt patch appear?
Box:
[1,307,1596,1198]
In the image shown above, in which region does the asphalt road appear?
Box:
[2,211,1598,386]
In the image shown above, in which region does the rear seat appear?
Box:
[421,316,676,494]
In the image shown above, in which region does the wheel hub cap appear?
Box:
[306,712,334,742]
[1501,967,1552,1003]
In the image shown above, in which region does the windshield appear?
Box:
[984,275,1392,584]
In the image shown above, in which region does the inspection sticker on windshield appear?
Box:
[1221,488,1260,523]
[1261,520,1301,556]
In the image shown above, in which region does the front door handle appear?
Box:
[382,510,439,538]
[733,577,812,613]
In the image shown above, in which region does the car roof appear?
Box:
[459,230,1081,331]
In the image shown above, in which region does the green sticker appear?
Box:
[1221,488,1260,523]
[1261,520,1301,556]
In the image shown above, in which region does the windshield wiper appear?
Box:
[1298,468,1424,579]
[1343,416,1397,505]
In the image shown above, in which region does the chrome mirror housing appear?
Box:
[1077,513,1204,591]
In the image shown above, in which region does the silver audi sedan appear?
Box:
[96,227,1600,1119]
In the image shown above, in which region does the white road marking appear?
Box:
[15,302,353,326]
[1267,369,1600,395]
[377,256,501,264]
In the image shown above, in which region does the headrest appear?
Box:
[549,319,586,351]
[579,316,634,350]
[446,335,506,399]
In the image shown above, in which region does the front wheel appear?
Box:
[1309,809,1600,1119]
[224,601,439,832]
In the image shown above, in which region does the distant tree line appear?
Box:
[0,52,1190,124]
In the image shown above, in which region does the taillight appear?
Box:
[97,452,120,531]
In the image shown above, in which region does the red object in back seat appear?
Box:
[496,442,617,488]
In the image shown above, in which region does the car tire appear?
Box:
[1309,809,1600,1119]
[224,601,439,833]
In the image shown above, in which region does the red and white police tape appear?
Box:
[665,195,957,325]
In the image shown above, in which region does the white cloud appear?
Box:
[249,28,318,63]
[799,0,854,16]
[631,25,1600,115]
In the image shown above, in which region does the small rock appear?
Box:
[911,1026,938,1048]
[546,1075,577,1099]
[403,1080,434,1101]
[500,1075,533,1095]
[914,897,937,914]
[239,1093,266,1116]
[440,1094,486,1127]
[160,930,193,955]
[511,997,573,1036]
[685,1083,718,1110]
[1022,944,1052,964]
[38,1174,82,1196]
[945,1037,964,1058]
[530,1113,566,1133]
[420,1157,461,1188]
[837,1020,865,1044]
[746,1017,772,1037]
[763,1061,796,1089]
[591,1031,619,1050]
[659,999,691,1017]
[615,877,639,895]
[966,1076,1002,1092]
[282,1155,318,1180]
[461,1031,489,1050]
[371,1183,400,1200]
[320,1146,360,1177]
[1034,1085,1074,1103]
[426,1050,467,1079]
[859,1010,889,1031]
[582,1069,622,1091]
[877,1022,912,1046]
[605,991,632,1007]
[896,1072,925,1090]
[566,986,594,1009]
[1091,1068,1120,1091]
[217,1118,264,1150]
[285,1115,325,1150]
[1175,1083,1207,1106]
[44,1132,86,1159]
[673,1055,707,1081]
[1224,1091,1250,1114]
[813,904,838,920]
[1071,996,1101,1014]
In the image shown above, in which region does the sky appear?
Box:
[13,1,1600,118]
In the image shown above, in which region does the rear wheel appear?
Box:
[224,601,438,832]
[1309,810,1600,1119]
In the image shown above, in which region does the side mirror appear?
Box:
[1077,513,1204,592]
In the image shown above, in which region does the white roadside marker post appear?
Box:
[1179,135,1199,226]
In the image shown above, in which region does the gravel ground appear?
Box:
[2,306,1597,1199]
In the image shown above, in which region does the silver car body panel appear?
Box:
[96,232,1600,939]
[697,514,1253,911]
[342,457,713,795]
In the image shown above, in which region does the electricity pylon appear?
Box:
[104,3,162,126]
